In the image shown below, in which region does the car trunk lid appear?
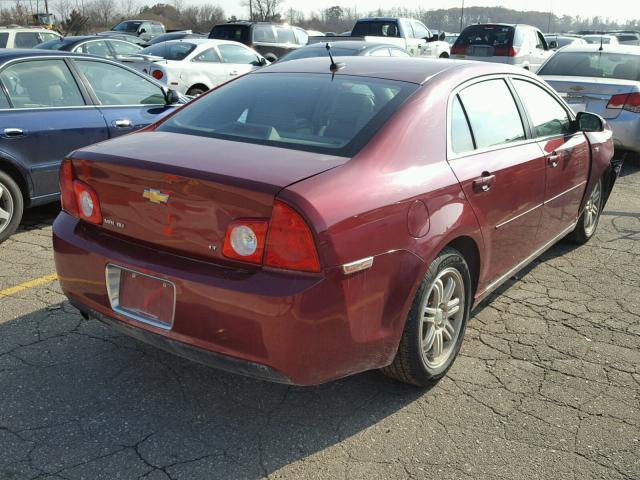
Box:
[70,131,346,264]
[542,76,639,119]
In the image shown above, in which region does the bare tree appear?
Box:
[251,0,282,22]
[90,0,116,26]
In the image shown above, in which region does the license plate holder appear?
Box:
[106,264,176,330]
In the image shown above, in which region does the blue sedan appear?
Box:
[0,49,186,242]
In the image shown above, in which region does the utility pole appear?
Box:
[44,0,49,15]
[547,1,553,33]
[249,0,253,21]
[459,0,464,33]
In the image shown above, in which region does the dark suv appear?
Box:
[209,21,308,61]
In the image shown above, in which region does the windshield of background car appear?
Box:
[282,46,362,60]
[352,21,401,37]
[113,21,141,33]
[455,25,516,48]
[140,42,197,60]
[156,73,418,156]
[584,36,612,44]
[539,52,640,81]
[210,25,250,43]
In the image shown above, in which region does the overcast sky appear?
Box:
[215,0,640,22]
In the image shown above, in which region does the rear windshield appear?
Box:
[140,42,196,60]
[210,25,250,43]
[455,25,516,48]
[539,52,640,81]
[352,21,400,38]
[156,73,418,156]
[282,46,362,61]
[615,35,639,42]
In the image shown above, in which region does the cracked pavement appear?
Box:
[0,164,639,480]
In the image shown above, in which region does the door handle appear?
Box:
[3,128,24,137]
[472,172,496,193]
[229,70,239,76]
[112,119,133,129]
[547,154,560,168]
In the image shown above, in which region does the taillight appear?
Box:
[607,92,640,113]
[222,220,268,264]
[221,200,321,272]
[152,69,164,80]
[59,159,78,217]
[264,201,320,273]
[494,46,518,57]
[451,45,465,55]
[73,180,102,224]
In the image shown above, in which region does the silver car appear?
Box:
[539,44,640,155]
[451,23,553,72]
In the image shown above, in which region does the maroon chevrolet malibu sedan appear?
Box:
[53,57,619,386]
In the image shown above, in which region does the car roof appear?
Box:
[147,38,241,47]
[300,41,396,51]
[553,44,640,54]
[257,56,535,85]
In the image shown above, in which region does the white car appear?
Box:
[0,27,61,48]
[123,39,267,96]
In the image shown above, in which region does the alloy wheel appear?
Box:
[583,181,601,238]
[0,181,14,235]
[420,267,466,369]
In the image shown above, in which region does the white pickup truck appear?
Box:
[309,17,451,58]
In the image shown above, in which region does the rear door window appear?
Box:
[450,96,475,153]
[109,40,141,55]
[352,21,400,38]
[193,48,221,63]
[210,25,250,43]
[0,33,8,48]
[275,26,295,44]
[512,79,571,138]
[14,32,41,48]
[77,40,111,56]
[457,79,525,149]
[0,59,85,108]
[252,25,276,43]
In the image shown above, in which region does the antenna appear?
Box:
[599,36,604,51]
[325,43,344,72]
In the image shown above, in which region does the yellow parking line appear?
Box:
[0,273,58,298]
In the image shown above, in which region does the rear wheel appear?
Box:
[439,52,449,58]
[0,170,23,244]
[382,248,471,386]
[186,85,207,97]
[568,177,602,244]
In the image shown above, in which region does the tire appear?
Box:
[264,53,278,63]
[186,86,207,97]
[382,247,472,386]
[439,52,449,58]
[0,170,24,244]
[568,177,603,244]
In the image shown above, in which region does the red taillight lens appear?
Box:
[264,201,320,273]
[59,159,78,216]
[222,220,268,264]
[451,45,465,55]
[607,92,640,113]
[151,69,164,80]
[72,180,102,224]
[494,46,518,57]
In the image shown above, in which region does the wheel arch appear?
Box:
[444,235,481,297]
[0,156,31,205]
[187,83,209,94]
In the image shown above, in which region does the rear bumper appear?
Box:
[608,113,640,154]
[53,213,423,385]
[71,300,292,383]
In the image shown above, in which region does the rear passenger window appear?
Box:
[0,89,9,109]
[0,33,7,48]
[512,79,572,138]
[14,32,40,48]
[0,60,84,108]
[253,25,276,43]
[458,79,525,149]
[451,96,474,153]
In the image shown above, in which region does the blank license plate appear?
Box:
[106,265,175,329]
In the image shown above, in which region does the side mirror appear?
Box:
[162,87,180,105]
[425,34,438,42]
[576,111,605,132]
[258,57,268,66]
[548,40,558,49]
[439,32,446,41]
[138,28,146,35]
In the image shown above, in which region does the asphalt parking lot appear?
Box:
[0,164,638,480]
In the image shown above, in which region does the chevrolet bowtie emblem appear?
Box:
[569,86,586,92]
[143,188,170,204]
